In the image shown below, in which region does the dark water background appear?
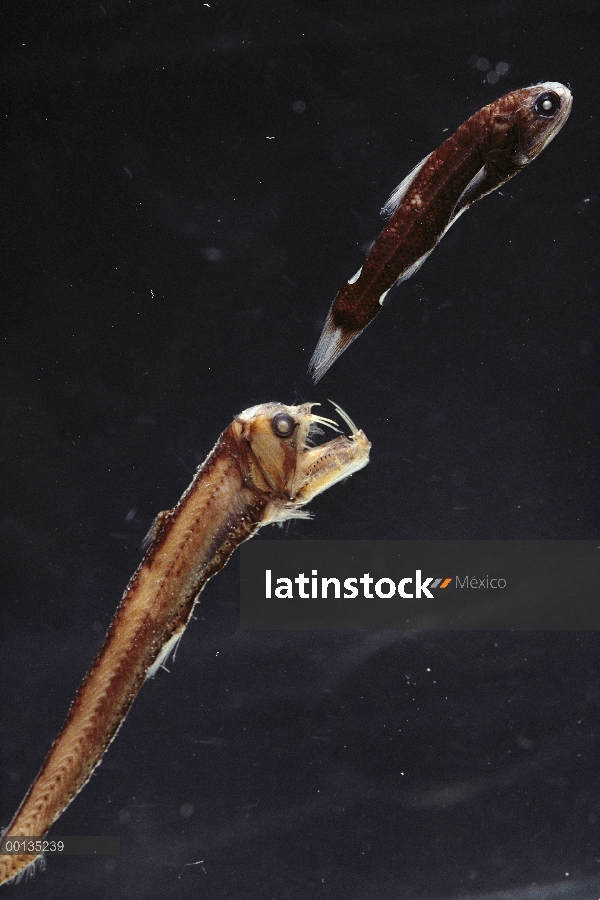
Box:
[1,1,599,897]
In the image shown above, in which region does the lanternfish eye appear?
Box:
[271,412,296,437]
[533,91,561,118]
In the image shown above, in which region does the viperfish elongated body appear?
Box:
[0,401,370,886]
[309,82,573,382]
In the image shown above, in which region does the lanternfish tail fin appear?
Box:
[308,313,360,383]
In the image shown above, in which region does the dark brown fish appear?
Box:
[0,401,370,886]
[309,82,573,382]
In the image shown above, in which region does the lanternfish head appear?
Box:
[488,81,572,166]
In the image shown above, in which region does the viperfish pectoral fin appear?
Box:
[145,628,185,679]
[380,152,431,219]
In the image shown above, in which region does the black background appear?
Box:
[1,1,599,897]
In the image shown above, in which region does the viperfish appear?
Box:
[0,401,370,886]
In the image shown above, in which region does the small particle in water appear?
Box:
[202,247,222,261]
[178,859,206,878]
[468,57,509,80]
[293,99,306,114]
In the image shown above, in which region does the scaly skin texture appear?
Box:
[0,401,370,886]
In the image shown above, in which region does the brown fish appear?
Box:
[309,82,573,382]
[0,401,370,886]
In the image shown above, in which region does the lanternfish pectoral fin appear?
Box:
[448,164,489,225]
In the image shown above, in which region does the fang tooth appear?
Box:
[328,401,360,436]
[310,414,341,432]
